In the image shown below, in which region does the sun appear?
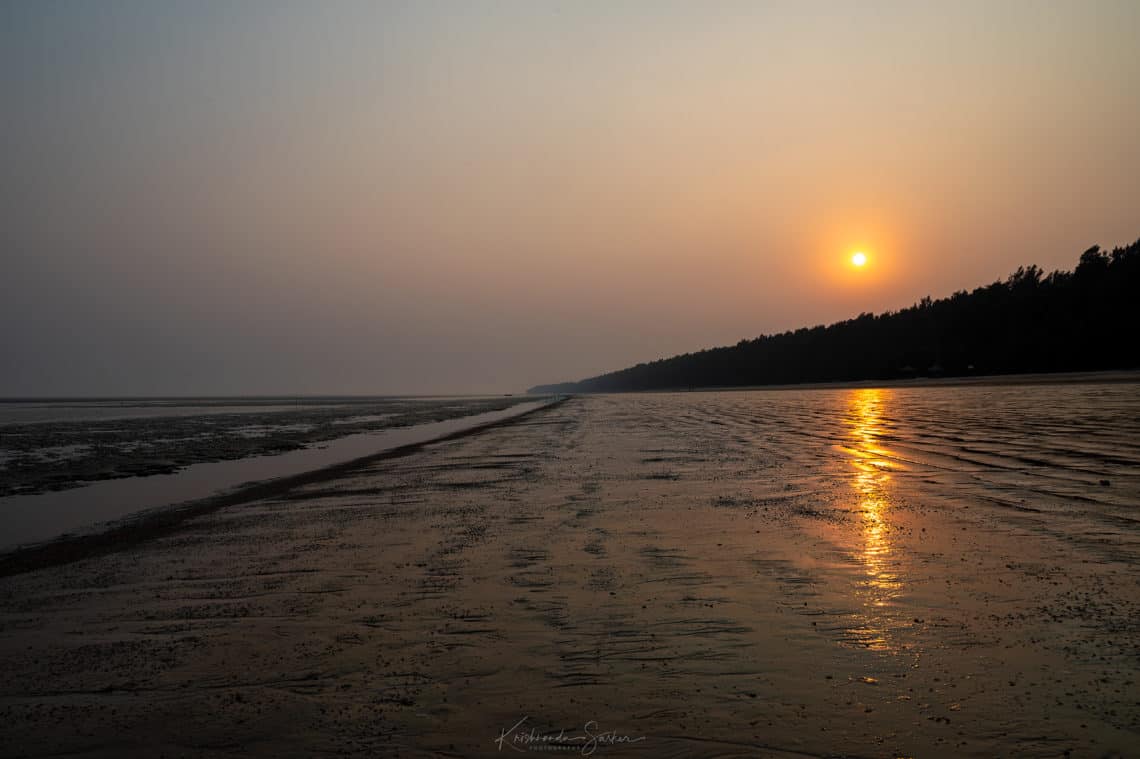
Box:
[851,251,867,267]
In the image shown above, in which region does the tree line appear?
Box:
[528,238,1140,394]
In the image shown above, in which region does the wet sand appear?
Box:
[0,400,553,552]
[1,387,1138,757]
[0,396,535,498]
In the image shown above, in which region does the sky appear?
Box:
[2,1,1138,395]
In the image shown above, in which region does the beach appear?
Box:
[1,385,1138,757]
[0,396,543,550]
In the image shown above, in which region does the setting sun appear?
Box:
[852,251,868,267]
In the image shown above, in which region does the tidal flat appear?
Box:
[0,396,536,498]
[1,384,1138,757]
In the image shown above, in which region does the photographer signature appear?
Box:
[494,716,647,755]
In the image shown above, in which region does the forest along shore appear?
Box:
[0,387,1137,758]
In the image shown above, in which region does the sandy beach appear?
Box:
[1,387,1138,758]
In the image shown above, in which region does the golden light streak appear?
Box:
[844,388,904,652]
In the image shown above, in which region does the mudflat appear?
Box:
[0,396,535,498]
[1,386,1138,758]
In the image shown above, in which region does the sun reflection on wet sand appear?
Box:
[843,388,904,651]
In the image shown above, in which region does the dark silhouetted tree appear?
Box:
[529,239,1140,393]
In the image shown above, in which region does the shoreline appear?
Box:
[536,367,1140,395]
[0,397,568,579]
[0,395,539,498]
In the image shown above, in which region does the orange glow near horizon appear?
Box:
[4,3,1139,396]
[801,210,913,305]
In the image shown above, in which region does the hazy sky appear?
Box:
[3,1,1138,395]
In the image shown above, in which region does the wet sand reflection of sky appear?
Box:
[843,388,905,652]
